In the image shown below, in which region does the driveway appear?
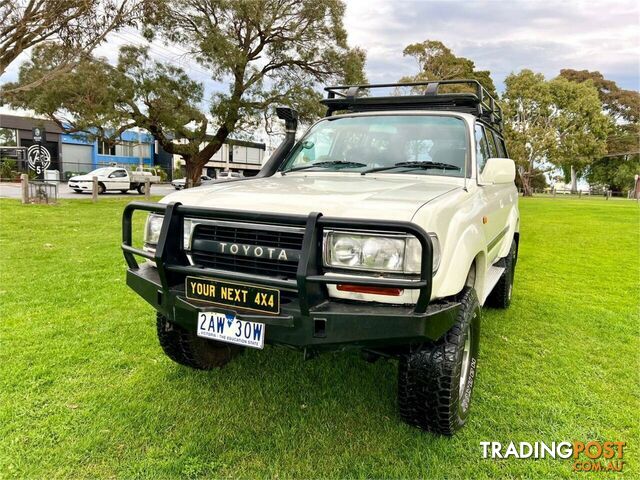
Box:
[0,182,176,199]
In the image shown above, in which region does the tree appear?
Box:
[501,70,555,196]
[3,43,139,144]
[559,69,639,192]
[400,40,497,97]
[149,0,365,185]
[559,69,639,123]
[514,167,548,192]
[4,0,366,186]
[587,153,640,193]
[0,0,139,91]
[547,77,611,192]
[502,70,611,195]
[5,43,222,167]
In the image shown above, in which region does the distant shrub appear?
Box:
[173,168,184,180]
[155,167,168,182]
[0,158,17,180]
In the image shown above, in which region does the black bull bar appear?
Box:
[121,201,435,316]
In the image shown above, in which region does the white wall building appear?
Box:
[172,138,266,178]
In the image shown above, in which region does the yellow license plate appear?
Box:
[185,276,280,314]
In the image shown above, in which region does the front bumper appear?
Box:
[129,264,459,350]
[122,201,458,351]
[69,181,91,190]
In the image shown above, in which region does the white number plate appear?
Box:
[197,312,265,349]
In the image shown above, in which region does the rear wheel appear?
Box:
[486,239,517,308]
[156,313,240,370]
[398,287,481,435]
[137,184,146,195]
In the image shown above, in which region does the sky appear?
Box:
[1,0,638,117]
[343,0,639,91]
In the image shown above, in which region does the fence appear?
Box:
[28,181,58,204]
[14,174,152,204]
[520,188,636,199]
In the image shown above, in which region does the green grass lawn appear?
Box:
[0,197,638,479]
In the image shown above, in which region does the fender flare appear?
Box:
[438,223,487,298]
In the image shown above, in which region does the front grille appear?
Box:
[190,222,304,280]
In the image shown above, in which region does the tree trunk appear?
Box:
[186,141,226,187]
[518,165,533,197]
[184,158,198,189]
[570,165,578,194]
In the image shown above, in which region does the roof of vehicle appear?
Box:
[321,80,503,132]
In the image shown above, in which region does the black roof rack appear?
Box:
[321,79,503,131]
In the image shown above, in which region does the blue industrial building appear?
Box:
[0,114,263,180]
[0,114,156,179]
[60,130,154,174]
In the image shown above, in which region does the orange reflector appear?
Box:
[482,216,489,224]
[337,284,404,296]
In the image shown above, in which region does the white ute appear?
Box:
[123,80,519,435]
[69,167,159,194]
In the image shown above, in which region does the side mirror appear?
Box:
[480,157,516,184]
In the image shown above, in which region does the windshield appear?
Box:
[88,168,112,176]
[280,115,469,177]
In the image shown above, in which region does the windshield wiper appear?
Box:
[361,161,461,175]
[282,160,367,174]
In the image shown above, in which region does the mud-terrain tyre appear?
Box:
[486,239,517,309]
[156,313,240,370]
[397,287,481,435]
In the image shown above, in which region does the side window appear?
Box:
[485,128,498,158]
[474,124,490,174]
[492,132,507,158]
[110,169,127,178]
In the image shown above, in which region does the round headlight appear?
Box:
[332,236,361,266]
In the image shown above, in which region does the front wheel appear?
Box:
[97,183,106,195]
[398,287,481,435]
[156,313,240,370]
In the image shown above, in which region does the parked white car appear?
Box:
[171,175,214,190]
[217,171,242,181]
[69,167,159,194]
[123,80,519,436]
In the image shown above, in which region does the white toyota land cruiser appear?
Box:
[122,80,519,435]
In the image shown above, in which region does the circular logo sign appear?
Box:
[27,144,51,171]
